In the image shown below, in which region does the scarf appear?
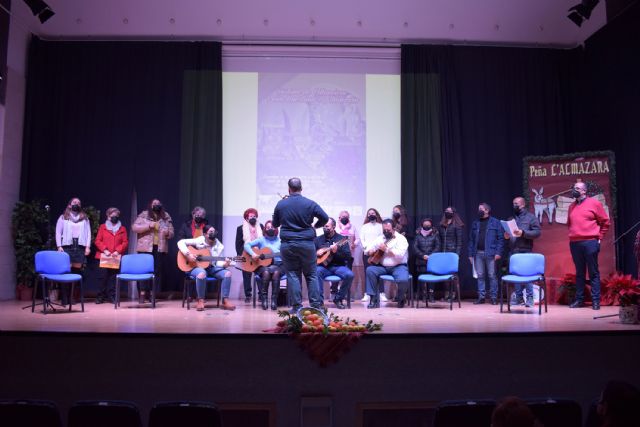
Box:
[106,220,122,234]
[242,220,263,242]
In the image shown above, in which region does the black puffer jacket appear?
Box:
[438,223,463,255]
[413,231,440,273]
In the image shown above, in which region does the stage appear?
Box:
[1,297,638,335]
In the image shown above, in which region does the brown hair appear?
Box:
[62,197,87,221]
[363,208,383,225]
[439,206,465,228]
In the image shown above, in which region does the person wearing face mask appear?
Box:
[364,218,410,308]
[235,208,263,303]
[178,225,236,311]
[314,218,354,309]
[468,202,504,305]
[567,181,610,311]
[336,210,360,253]
[132,198,174,304]
[94,207,129,304]
[55,197,92,306]
[438,207,464,301]
[503,197,541,307]
[413,218,441,303]
[243,220,282,310]
[359,208,383,302]
[178,206,208,240]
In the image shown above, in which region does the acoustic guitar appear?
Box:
[177,248,244,272]
[236,247,281,272]
[367,237,393,265]
[316,238,349,266]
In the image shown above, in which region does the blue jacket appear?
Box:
[468,216,504,258]
[272,193,328,242]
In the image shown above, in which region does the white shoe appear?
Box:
[361,294,370,302]
[379,293,388,302]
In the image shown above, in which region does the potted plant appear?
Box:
[11,200,49,300]
[601,272,640,324]
[557,272,593,305]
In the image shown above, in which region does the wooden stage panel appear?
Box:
[1,298,638,335]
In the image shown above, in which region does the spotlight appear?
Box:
[23,0,55,24]
[567,0,600,26]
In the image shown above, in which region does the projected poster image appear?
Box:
[256,73,366,217]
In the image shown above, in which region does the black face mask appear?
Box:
[340,217,349,225]
[368,215,377,222]
[444,212,454,219]
[248,218,257,226]
[265,229,276,237]
[422,225,432,231]
[208,232,217,241]
[392,212,401,219]
[110,216,119,224]
[513,206,521,215]
[478,210,486,219]
[571,189,581,199]
[383,231,393,239]
[152,204,162,213]
[71,204,81,212]
[194,216,205,224]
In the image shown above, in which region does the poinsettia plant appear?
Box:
[601,272,640,306]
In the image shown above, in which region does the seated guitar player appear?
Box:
[177,225,235,311]
[243,220,283,311]
[314,218,353,310]
[364,218,410,308]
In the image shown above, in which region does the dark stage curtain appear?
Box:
[20,37,222,291]
[401,44,579,292]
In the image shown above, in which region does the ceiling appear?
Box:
[10,0,608,47]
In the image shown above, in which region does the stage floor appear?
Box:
[2,297,639,335]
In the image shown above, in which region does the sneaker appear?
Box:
[379,293,388,302]
[525,299,534,308]
[361,294,370,302]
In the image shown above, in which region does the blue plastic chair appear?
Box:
[183,275,221,310]
[323,274,351,308]
[416,252,460,310]
[377,274,413,307]
[33,250,84,313]
[115,254,156,309]
[500,253,547,315]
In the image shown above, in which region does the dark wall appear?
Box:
[0,0,10,105]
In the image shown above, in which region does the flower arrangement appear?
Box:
[601,272,640,306]
[272,308,382,334]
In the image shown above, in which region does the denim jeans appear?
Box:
[569,239,601,303]
[365,264,410,300]
[190,267,231,299]
[281,240,322,308]
[475,251,498,299]
[317,265,354,301]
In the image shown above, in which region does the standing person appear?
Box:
[438,206,464,300]
[272,177,329,311]
[468,202,504,305]
[567,181,610,310]
[55,197,92,306]
[94,207,128,304]
[244,220,282,310]
[364,219,410,308]
[177,206,208,240]
[235,208,263,303]
[177,225,235,311]
[391,204,410,237]
[315,218,354,309]
[413,218,440,303]
[359,208,383,302]
[504,197,541,307]
[336,210,359,255]
[131,199,174,303]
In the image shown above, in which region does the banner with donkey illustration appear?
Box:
[523,151,616,300]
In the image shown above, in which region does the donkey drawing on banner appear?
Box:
[532,187,556,225]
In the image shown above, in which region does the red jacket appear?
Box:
[568,197,610,241]
[94,223,129,259]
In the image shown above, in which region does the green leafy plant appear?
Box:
[11,200,49,287]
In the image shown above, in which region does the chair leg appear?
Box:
[347,284,351,309]
[409,276,414,308]
[79,279,84,312]
[32,277,39,312]
[115,278,120,309]
[544,279,548,313]
[455,276,461,308]
[216,279,221,308]
[252,276,258,308]
[506,281,511,312]
[186,278,191,310]
[182,278,187,308]
[43,279,48,314]
[500,279,504,313]
[449,280,453,311]
[69,282,74,312]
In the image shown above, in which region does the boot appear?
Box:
[196,299,205,311]
[222,298,236,311]
[260,294,268,310]
[367,295,380,309]
[271,287,279,311]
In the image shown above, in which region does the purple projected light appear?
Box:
[257,73,366,217]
